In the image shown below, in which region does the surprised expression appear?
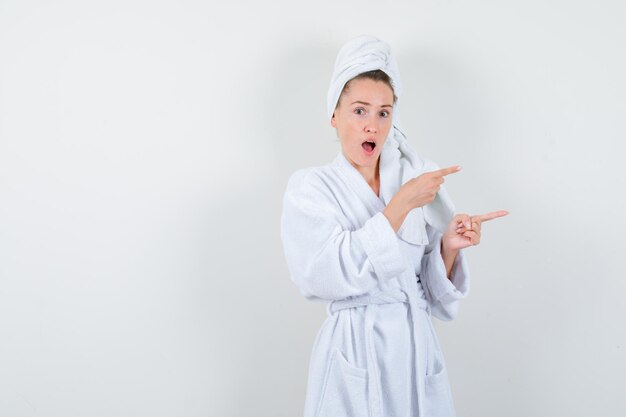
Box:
[331,78,394,172]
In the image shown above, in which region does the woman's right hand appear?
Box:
[400,166,461,209]
[383,166,461,232]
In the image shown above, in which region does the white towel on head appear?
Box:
[326,35,402,123]
[327,35,456,243]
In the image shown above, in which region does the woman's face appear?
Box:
[331,78,394,174]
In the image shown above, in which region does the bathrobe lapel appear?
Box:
[333,152,386,213]
[379,133,430,246]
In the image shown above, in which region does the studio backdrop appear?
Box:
[0,0,624,416]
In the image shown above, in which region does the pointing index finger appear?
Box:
[475,210,509,223]
[433,166,462,177]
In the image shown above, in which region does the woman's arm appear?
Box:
[422,210,508,319]
[383,165,461,232]
[441,243,459,278]
[281,170,406,301]
[419,225,470,321]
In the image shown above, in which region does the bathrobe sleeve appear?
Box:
[419,223,470,321]
[281,169,407,301]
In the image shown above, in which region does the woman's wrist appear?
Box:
[441,239,459,278]
[383,198,410,233]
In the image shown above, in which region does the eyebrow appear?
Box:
[351,100,393,108]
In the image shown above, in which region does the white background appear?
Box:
[1,1,625,416]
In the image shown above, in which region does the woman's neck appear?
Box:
[356,160,380,197]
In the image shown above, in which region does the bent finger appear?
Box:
[454,213,472,230]
[463,230,480,245]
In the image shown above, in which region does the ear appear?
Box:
[330,113,337,128]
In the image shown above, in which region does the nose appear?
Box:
[364,117,379,133]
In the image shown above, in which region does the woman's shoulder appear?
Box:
[283,161,344,212]
[286,161,338,193]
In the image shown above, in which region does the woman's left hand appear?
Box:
[442,210,509,252]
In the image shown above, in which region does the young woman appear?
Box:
[281,36,507,417]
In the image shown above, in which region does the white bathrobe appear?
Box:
[281,36,470,417]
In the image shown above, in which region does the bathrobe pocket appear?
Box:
[314,348,369,417]
[423,322,456,417]
[424,367,455,417]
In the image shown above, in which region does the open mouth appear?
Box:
[362,141,376,153]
